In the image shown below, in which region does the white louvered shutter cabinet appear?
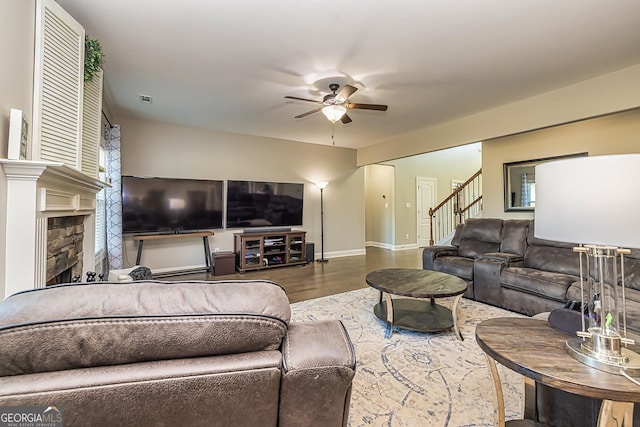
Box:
[32,0,85,170]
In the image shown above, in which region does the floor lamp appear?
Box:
[316,181,329,263]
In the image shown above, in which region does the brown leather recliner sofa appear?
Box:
[423,218,640,321]
[0,280,356,427]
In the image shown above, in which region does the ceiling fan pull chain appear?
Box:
[332,123,336,146]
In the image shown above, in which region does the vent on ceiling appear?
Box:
[139,95,153,104]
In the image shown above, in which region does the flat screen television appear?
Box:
[226,180,304,228]
[122,176,224,233]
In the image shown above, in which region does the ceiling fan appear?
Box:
[285,83,388,124]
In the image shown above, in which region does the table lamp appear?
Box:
[535,153,640,375]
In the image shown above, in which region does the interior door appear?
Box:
[416,177,437,247]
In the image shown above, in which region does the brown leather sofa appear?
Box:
[0,280,356,427]
[423,218,640,321]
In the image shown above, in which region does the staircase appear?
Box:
[428,169,482,245]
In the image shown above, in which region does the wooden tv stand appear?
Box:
[133,231,214,275]
[234,230,307,272]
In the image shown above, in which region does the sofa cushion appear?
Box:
[458,240,501,259]
[500,267,577,302]
[500,220,530,256]
[457,218,502,259]
[523,245,581,276]
[433,257,474,280]
[0,280,291,376]
[462,218,503,242]
[524,221,581,276]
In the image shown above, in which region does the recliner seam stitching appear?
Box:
[1,317,287,336]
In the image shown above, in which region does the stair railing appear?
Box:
[428,168,482,245]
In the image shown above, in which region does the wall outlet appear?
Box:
[405,202,411,208]
[405,234,409,240]
[214,248,220,253]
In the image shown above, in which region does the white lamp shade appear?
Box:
[316,181,328,190]
[534,153,640,248]
[322,105,346,123]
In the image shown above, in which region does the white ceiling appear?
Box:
[57,0,640,150]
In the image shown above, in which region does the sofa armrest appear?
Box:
[480,252,523,263]
[279,321,356,427]
[423,246,459,270]
[474,258,510,306]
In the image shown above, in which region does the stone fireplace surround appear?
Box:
[1,159,105,298]
[46,215,85,285]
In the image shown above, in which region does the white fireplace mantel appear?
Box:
[1,159,107,298]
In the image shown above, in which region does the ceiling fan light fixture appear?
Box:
[322,105,347,123]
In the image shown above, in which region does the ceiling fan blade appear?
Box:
[336,85,358,101]
[340,113,353,124]
[294,108,322,119]
[347,103,388,111]
[285,95,322,104]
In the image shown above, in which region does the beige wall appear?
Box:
[482,108,640,219]
[383,143,482,246]
[358,64,640,166]
[118,117,364,270]
[0,1,35,297]
[0,1,34,157]
[365,164,395,247]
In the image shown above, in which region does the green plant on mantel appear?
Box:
[84,35,104,82]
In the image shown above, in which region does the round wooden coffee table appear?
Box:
[365,268,468,339]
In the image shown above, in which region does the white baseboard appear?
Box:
[318,249,366,259]
[151,264,208,275]
[365,241,419,251]
[393,244,419,251]
[365,241,394,250]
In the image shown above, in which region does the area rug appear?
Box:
[290,287,526,427]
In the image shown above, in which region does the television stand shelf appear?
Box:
[234,231,307,272]
[133,231,214,275]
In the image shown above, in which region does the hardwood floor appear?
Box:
[167,246,424,303]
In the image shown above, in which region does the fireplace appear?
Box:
[46,216,85,285]
[46,266,73,286]
[1,160,105,297]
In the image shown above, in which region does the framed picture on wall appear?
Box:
[7,109,29,160]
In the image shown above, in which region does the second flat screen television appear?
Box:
[226,180,304,228]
